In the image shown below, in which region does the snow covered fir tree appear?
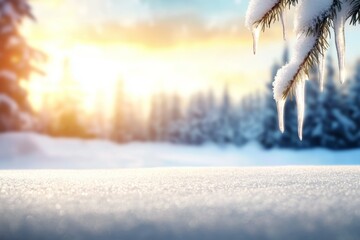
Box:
[245,0,360,140]
[49,58,88,138]
[0,0,42,132]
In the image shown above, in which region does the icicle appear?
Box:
[252,26,261,55]
[276,99,286,133]
[295,78,306,141]
[280,10,286,41]
[318,52,326,92]
[334,3,348,84]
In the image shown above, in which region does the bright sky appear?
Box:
[24,0,360,113]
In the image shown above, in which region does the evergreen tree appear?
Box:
[212,87,235,145]
[301,71,322,148]
[148,93,168,141]
[203,90,217,142]
[341,60,360,147]
[184,93,209,145]
[112,78,127,142]
[158,92,170,141]
[167,93,184,143]
[0,0,43,131]
[94,88,108,139]
[125,99,146,142]
[52,58,87,137]
[319,57,353,149]
[232,103,247,147]
[238,93,264,144]
[148,94,158,141]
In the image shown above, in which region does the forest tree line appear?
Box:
[31,49,360,150]
[2,43,360,150]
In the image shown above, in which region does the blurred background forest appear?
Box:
[1,0,360,150]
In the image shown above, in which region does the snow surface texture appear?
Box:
[1,167,360,240]
[1,132,360,169]
[245,0,351,140]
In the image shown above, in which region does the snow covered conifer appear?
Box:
[213,87,235,145]
[184,93,209,145]
[112,78,127,142]
[148,92,171,142]
[302,69,323,147]
[344,60,360,146]
[0,0,43,131]
[52,59,87,138]
[148,94,162,141]
[245,0,359,139]
[318,57,348,148]
[238,93,265,144]
[167,93,184,143]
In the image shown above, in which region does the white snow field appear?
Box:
[1,132,360,168]
[1,167,360,240]
[1,133,360,239]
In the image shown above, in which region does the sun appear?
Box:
[26,43,212,116]
[68,46,119,91]
[26,44,167,114]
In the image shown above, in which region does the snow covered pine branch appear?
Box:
[245,0,360,140]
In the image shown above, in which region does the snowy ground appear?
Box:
[1,132,360,168]
[1,133,360,239]
[1,167,360,240]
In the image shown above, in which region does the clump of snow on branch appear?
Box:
[273,36,316,100]
[245,0,280,54]
[294,0,333,32]
[245,0,280,27]
[246,0,352,140]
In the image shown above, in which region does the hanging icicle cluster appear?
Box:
[245,0,358,140]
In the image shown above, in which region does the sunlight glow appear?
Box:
[23,0,278,116]
[26,43,226,115]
